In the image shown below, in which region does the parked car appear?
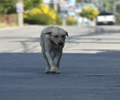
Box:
[96,12,116,25]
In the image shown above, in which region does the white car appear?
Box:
[96,12,116,25]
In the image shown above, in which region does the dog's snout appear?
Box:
[58,42,63,45]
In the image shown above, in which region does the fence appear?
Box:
[0,14,17,25]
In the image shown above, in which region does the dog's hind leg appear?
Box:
[42,49,51,73]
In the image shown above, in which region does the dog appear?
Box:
[40,26,68,73]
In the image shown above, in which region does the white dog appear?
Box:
[40,26,68,73]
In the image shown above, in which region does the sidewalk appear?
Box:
[0,25,120,53]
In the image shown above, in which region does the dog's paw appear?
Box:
[50,67,56,73]
[50,67,60,74]
[45,70,51,73]
[45,67,51,73]
[55,68,60,74]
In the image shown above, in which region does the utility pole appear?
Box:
[100,0,103,12]
[81,0,85,26]
[113,0,117,14]
[53,3,58,11]
[105,0,109,12]
[90,0,93,3]
[16,0,23,26]
[50,0,58,11]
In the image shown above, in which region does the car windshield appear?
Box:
[98,12,113,16]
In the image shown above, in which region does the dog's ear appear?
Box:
[66,31,68,37]
[46,32,52,35]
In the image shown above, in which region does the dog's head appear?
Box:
[46,27,68,47]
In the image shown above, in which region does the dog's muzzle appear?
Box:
[58,42,64,46]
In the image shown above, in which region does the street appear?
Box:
[0,25,120,100]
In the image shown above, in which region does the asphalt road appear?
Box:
[0,26,120,100]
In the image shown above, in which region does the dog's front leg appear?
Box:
[45,51,57,73]
[41,49,51,73]
[55,50,62,73]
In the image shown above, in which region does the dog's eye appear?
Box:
[62,35,65,38]
[54,36,58,38]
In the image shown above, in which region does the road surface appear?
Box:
[0,26,120,100]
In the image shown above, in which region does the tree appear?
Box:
[23,0,42,10]
[0,0,17,14]
[0,0,42,14]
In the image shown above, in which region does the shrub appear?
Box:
[24,3,57,25]
[66,17,77,25]
[55,15,63,25]
[79,6,99,20]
